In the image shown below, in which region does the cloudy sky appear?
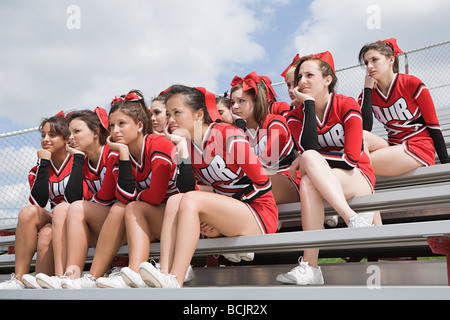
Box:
[1,0,449,133]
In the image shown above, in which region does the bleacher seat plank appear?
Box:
[375,163,450,189]
[186,220,450,256]
[278,181,450,222]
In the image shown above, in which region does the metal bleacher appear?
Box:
[1,116,450,299]
[2,88,450,299]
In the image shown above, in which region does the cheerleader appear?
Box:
[150,94,167,134]
[358,38,449,175]
[230,71,299,205]
[0,114,74,289]
[215,95,234,124]
[98,90,178,289]
[137,85,278,288]
[278,52,379,285]
[281,53,301,104]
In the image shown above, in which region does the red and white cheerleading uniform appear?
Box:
[83,144,119,206]
[28,154,75,209]
[359,73,449,165]
[116,134,178,205]
[287,93,376,192]
[268,101,292,118]
[239,114,299,189]
[179,122,278,234]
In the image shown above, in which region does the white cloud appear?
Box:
[291,0,450,69]
[0,0,273,129]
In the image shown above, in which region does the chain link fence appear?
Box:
[1,40,449,225]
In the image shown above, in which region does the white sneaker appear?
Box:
[143,260,194,283]
[36,272,71,289]
[222,252,254,263]
[348,212,374,228]
[97,267,128,288]
[184,265,195,283]
[276,258,324,285]
[0,274,25,289]
[22,274,41,289]
[139,262,180,288]
[120,267,147,288]
[61,273,97,289]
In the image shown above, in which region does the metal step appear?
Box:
[185,260,448,287]
[0,260,448,301]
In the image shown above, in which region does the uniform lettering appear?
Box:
[199,155,238,184]
[86,167,106,194]
[50,175,70,199]
[372,98,413,124]
[318,123,345,149]
[137,172,151,190]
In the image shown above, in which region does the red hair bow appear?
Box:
[94,107,109,130]
[54,110,65,118]
[230,71,260,97]
[311,51,335,74]
[280,53,300,79]
[259,75,276,102]
[111,96,124,104]
[111,92,143,104]
[159,87,172,97]
[231,72,276,101]
[124,92,143,101]
[379,38,403,57]
[194,87,222,122]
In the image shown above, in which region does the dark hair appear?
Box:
[230,79,269,126]
[215,96,230,109]
[151,95,166,104]
[109,89,153,134]
[358,41,400,73]
[294,56,338,93]
[66,109,109,145]
[164,84,214,124]
[39,115,70,141]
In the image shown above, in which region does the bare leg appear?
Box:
[370,144,424,176]
[14,205,52,281]
[89,202,127,279]
[35,223,54,275]
[270,172,299,204]
[166,191,263,286]
[299,150,372,223]
[64,200,111,278]
[364,131,423,176]
[159,194,183,275]
[364,131,390,154]
[299,175,324,267]
[298,150,374,267]
[124,201,165,272]
[51,202,70,276]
